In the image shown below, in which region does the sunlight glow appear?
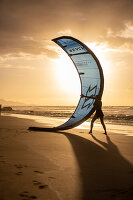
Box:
[53,54,81,95]
[53,43,111,96]
[53,42,111,102]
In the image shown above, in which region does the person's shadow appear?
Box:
[58,131,133,200]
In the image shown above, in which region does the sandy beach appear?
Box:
[0,115,133,200]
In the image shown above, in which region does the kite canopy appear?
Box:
[52,36,104,130]
[29,36,104,132]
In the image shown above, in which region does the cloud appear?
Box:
[95,23,133,53]
[0,0,133,58]
[57,29,73,36]
[0,63,12,68]
[101,38,133,54]
[107,23,133,39]
[0,62,35,70]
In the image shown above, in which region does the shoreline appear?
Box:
[2,112,133,137]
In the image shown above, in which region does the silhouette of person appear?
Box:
[0,104,1,115]
[89,95,107,135]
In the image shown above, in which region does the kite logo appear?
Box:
[81,85,97,109]
[76,60,92,66]
[69,46,84,53]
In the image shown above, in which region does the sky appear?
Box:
[0,0,133,106]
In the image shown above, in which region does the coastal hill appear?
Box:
[0,99,27,106]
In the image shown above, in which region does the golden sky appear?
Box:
[0,0,133,106]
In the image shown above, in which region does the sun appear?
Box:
[53,54,81,96]
[53,42,110,97]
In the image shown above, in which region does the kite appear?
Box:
[29,36,104,131]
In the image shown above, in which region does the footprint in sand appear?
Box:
[39,185,48,189]
[14,164,28,176]
[0,156,6,163]
[19,191,29,200]
[32,180,41,185]
[14,164,28,169]
[32,180,48,189]
[34,170,43,174]
[0,160,6,163]
[19,191,37,199]
[14,164,23,169]
[16,171,23,175]
[30,195,37,199]
[48,176,56,179]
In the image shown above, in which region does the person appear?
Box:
[0,104,1,115]
[89,95,107,135]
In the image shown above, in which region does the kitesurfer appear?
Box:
[89,95,107,135]
[0,104,1,115]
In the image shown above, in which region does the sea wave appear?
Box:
[2,106,133,126]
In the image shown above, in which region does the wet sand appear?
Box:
[0,115,133,200]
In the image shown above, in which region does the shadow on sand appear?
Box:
[57,131,133,200]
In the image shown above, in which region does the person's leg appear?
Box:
[89,114,98,134]
[100,117,107,134]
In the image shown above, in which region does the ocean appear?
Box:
[2,106,133,136]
